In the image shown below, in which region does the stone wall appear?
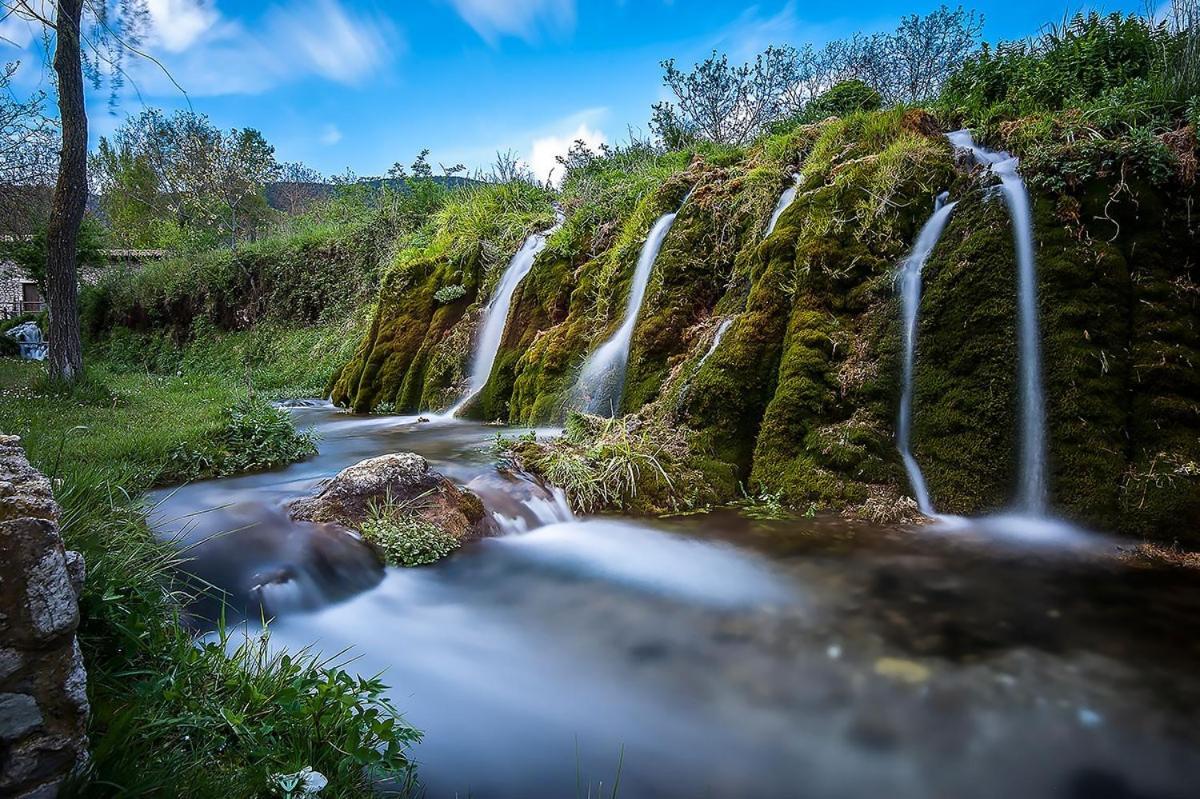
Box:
[0,435,89,798]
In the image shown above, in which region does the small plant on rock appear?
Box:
[361,491,460,567]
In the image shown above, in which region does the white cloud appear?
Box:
[128,0,400,97]
[320,123,342,145]
[448,0,575,44]
[146,0,219,52]
[266,0,393,84]
[527,113,606,185]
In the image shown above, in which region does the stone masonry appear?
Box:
[0,435,88,798]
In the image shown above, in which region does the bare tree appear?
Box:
[652,46,797,146]
[273,161,325,215]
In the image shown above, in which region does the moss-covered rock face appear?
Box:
[335,110,1199,540]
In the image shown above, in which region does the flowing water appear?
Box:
[896,193,957,514]
[149,404,1200,799]
[764,173,801,237]
[947,130,1048,514]
[697,317,733,370]
[574,207,682,416]
[448,213,564,417]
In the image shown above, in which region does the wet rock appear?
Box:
[289,452,495,541]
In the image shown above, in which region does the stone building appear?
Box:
[1,249,165,319]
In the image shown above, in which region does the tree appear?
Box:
[273,161,326,216]
[92,110,280,249]
[651,46,798,145]
[3,0,160,382]
[0,61,57,233]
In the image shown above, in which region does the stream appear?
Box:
[148,403,1200,799]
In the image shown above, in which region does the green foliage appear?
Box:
[433,283,466,304]
[938,9,1200,132]
[783,80,883,127]
[360,494,460,567]
[503,412,715,514]
[50,471,418,798]
[164,395,316,481]
[0,215,107,295]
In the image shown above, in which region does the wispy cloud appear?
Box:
[131,0,400,97]
[447,0,576,45]
[145,0,220,53]
[526,107,607,185]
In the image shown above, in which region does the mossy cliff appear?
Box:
[329,182,554,411]
[334,112,1199,541]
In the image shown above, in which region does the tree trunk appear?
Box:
[46,0,87,383]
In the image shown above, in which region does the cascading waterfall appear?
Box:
[947,130,1048,515]
[574,195,687,415]
[447,212,564,416]
[896,192,957,515]
[764,174,801,237]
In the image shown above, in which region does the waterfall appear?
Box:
[448,213,564,416]
[764,174,801,237]
[896,193,957,515]
[697,318,733,370]
[574,199,685,416]
[5,321,47,361]
[947,130,1048,515]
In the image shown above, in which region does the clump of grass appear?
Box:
[502,412,712,515]
[165,395,317,482]
[360,492,460,567]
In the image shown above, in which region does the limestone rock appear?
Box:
[0,436,89,797]
[289,453,495,541]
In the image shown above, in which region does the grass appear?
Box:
[0,352,422,797]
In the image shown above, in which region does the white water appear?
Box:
[575,205,683,415]
[696,317,733,370]
[947,130,1048,515]
[896,193,957,514]
[5,321,47,361]
[448,213,564,416]
[764,174,801,237]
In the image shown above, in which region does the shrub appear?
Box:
[360,494,460,566]
[938,9,1200,132]
[166,395,317,481]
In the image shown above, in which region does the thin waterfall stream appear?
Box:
[764,173,801,237]
[896,192,957,515]
[947,130,1049,515]
[447,212,564,416]
[574,193,688,415]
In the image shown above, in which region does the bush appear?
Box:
[432,284,466,304]
[166,395,317,481]
[938,9,1200,132]
[360,495,460,566]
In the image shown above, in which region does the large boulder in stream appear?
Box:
[289,452,495,541]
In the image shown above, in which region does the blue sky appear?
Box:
[2,0,1147,182]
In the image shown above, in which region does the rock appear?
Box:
[0,693,43,741]
[0,436,89,797]
[289,453,495,541]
